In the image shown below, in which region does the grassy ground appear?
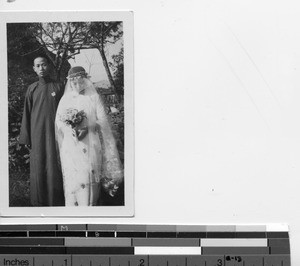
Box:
[9,170,31,207]
[9,170,124,207]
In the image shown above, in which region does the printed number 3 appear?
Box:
[217,259,223,266]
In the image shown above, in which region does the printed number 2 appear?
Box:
[217,259,223,266]
[139,259,145,266]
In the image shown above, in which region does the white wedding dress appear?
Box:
[55,78,123,206]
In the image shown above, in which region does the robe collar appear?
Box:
[38,76,52,85]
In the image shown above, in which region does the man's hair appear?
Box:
[33,55,49,65]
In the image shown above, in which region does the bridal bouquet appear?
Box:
[60,108,86,129]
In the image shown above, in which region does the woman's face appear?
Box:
[70,77,85,93]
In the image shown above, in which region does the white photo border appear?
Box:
[0,11,134,217]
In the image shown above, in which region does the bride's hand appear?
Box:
[77,127,88,140]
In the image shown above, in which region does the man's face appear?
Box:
[33,57,50,77]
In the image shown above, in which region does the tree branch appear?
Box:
[103,22,120,36]
[19,47,42,57]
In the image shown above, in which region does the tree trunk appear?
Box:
[98,47,118,101]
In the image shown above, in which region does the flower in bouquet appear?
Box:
[60,108,87,129]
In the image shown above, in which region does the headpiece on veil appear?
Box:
[65,66,94,95]
[67,66,88,80]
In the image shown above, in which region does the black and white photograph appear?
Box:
[0,11,134,216]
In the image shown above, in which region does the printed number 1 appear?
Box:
[64,259,68,266]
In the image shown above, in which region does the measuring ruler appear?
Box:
[0,224,290,266]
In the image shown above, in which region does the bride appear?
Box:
[55,66,123,206]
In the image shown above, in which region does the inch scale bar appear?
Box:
[0,254,291,266]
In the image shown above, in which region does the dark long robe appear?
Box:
[19,76,65,206]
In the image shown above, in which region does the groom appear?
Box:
[19,56,65,206]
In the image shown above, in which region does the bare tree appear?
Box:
[33,21,123,92]
[84,50,96,75]
[34,22,90,81]
[87,22,123,95]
